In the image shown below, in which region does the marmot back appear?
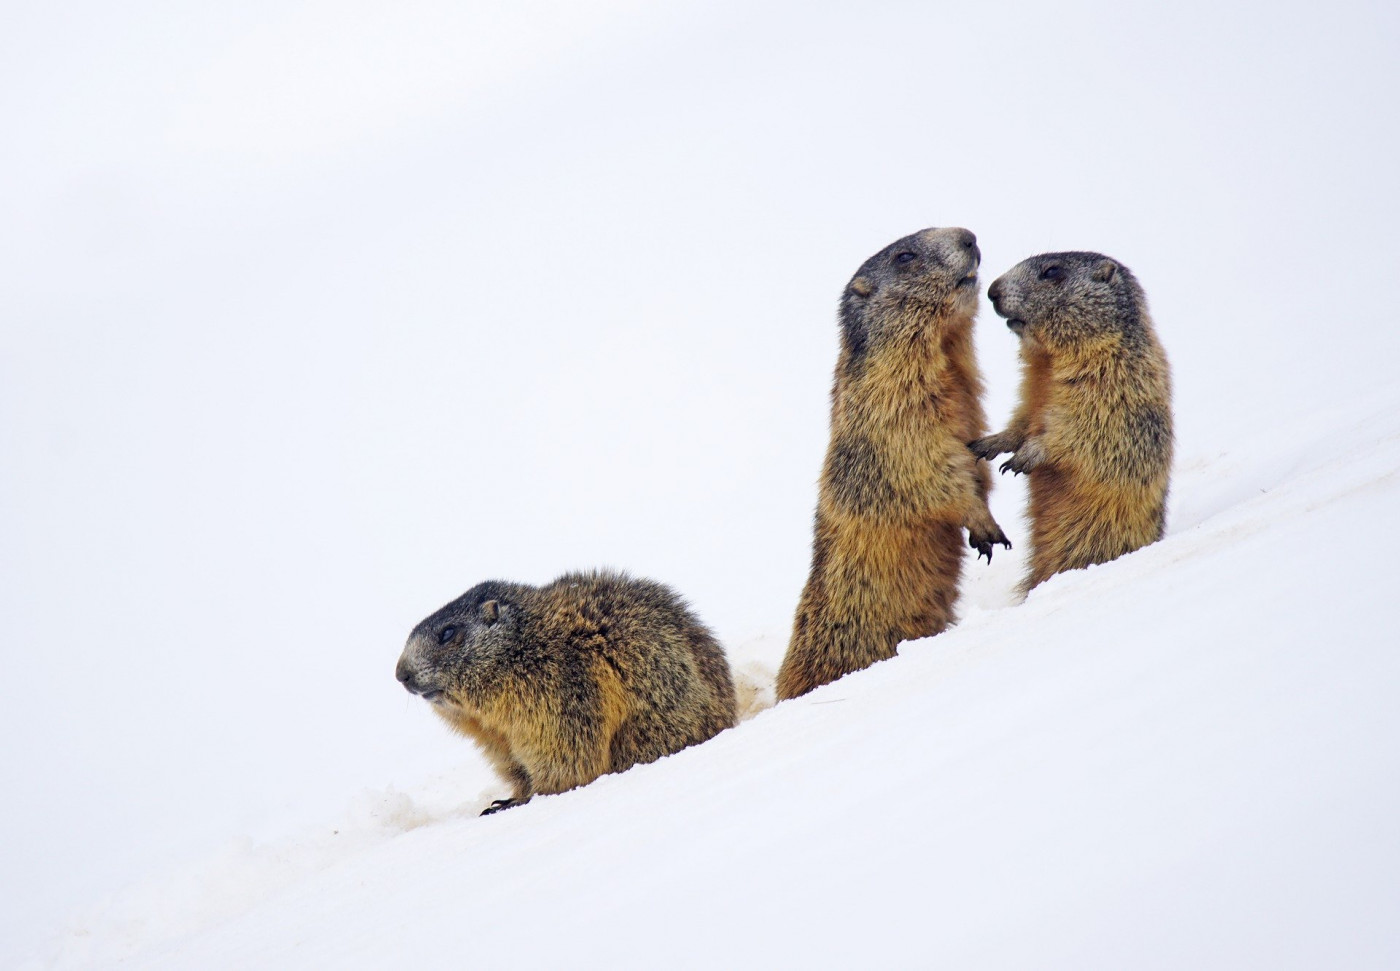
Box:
[973,251,1173,592]
[776,227,1008,701]
[396,570,737,813]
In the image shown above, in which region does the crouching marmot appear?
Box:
[396,570,737,813]
[972,252,1173,593]
[776,227,1009,701]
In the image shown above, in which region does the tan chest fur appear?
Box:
[1015,329,1172,590]
[824,316,985,519]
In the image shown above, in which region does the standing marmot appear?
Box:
[972,251,1173,593]
[396,570,737,813]
[776,227,1009,701]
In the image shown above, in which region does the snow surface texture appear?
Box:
[31,390,1400,970]
[3,0,1399,967]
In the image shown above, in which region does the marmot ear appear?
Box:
[481,600,500,624]
[849,276,874,298]
[1092,259,1118,283]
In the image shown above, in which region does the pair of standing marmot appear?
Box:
[395,226,1172,808]
[776,228,1173,699]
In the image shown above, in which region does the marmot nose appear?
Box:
[395,658,418,689]
[955,229,979,266]
[987,280,1002,304]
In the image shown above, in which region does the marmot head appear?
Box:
[396,580,529,707]
[840,227,981,359]
[986,252,1146,348]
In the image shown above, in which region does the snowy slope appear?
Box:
[4,0,1400,967]
[31,390,1400,970]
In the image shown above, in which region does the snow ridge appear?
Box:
[29,389,1400,970]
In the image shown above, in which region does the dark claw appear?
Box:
[969,437,998,461]
[481,798,524,816]
[969,532,1012,563]
[1002,452,1037,475]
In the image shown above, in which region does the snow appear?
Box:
[30,389,1400,970]
[3,0,1399,968]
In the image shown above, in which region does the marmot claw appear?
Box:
[969,436,1004,460]
[969,527,1012,562]
[481,798,527,816]
[1000,444,1044,476]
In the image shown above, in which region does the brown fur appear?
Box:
[975,252,1173,593]
[397,570,737,812]
[776,228,1007,701]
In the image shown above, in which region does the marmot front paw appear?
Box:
[999,439,1047,476]
[968,523,1012,563]
[969,433,1015,461]
[481,797,529,816]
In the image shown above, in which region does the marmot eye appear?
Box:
[894,251,917,265]
[437,626,457,645]
[1039,265,1062,281]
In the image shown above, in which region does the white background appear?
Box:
[2,1,1398,965]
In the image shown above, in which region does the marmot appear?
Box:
[972,251,1173,593]
[396,569,737,813]
[776,227,1009,701]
